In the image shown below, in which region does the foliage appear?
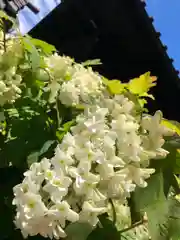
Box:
[0,11,180,240]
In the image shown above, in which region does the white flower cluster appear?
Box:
[59,64,104,106]
[0,65,22,106]
[44,54,104,105]
[13,91,172,239]
[44,54,74,103]
[45,54,73,81]
[0,33,23,106]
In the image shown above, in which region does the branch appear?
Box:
[119,219,144,234]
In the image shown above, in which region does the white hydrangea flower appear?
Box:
[0,34,25,106]
[44,54,105,105]
[13,158,78,239]
[13,70,172,239]
[119,165,155,188]
[44,54,73,80]
[43,170,72,202]
[59,65,104,106]
[44,54,74,103]
[51,146,74,173]
[0,66,22,105]
[50,201,79,225]
[13,177,40,205]
[24,158,52,184]
[59,81,80,106]
[141,111,173,158]
[79,201,107,226]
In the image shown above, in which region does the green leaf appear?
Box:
[133,172,168,240]
[170,120,180,134]
[82,59,102,66]
[23,38,40,72]
[149,138,180,195]
[165,136,180,149]
[63,120,76,131]
[139,93,155,100]
[75,104,85,110]
[161,119,180,136]
[56,120,75,142]
[162,198,180,240]
[134,172,165,209]
[107,80,127,94]
[128,72,157,95]
[138,98,147,108]
[87,215,120,240]
[65,222,93,240]
[174,175,180,187]
[29,38,56,55]
[102,77,109,85]
[5,108,19,118]
[173,150,180,174]
[56,130,66,142]
[102,77,127,94]
[39,140,55,156]
[0,98,54,168]
[27,151,39,167]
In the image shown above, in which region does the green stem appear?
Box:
[109,198,116,225]
[119,220,144,234]
[56,98,61,128]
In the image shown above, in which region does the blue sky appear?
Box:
[146,0,180,72]
[18,0,61,35]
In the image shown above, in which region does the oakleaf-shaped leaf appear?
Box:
[133,172,168,240]
[107,80,127,94]
[163,198,180,240]
[128,72,157,95]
